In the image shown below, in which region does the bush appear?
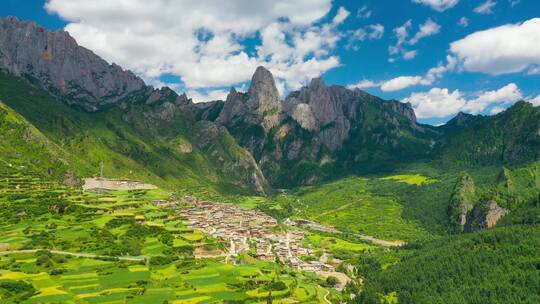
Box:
[325,276,339,287]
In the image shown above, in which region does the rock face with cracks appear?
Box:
[0,17,146,111]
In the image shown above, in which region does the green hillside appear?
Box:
[357,225,540,304]
[436,101,540,168]
[0,73,266,195]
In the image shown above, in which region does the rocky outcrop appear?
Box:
[146,87,191,106]
[247,66,282,132]
[300,77,339,126]
[448,173,477,232]
[0,17,146,111]
[212,66,439,187]
[465,200,509,232]
[291,103,317,131]
[218,88,246,125]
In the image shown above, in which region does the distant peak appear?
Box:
[252,66,273,79]
[309,77,326,89]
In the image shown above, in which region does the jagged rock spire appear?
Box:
[241,66,281,132]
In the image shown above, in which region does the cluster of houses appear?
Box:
[179,196,336,273]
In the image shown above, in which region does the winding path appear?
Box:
[0,249,148,261]
[323,288,331,304]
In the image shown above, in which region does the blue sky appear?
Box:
[1,0,540,125]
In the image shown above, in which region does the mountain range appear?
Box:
[2,16,538,194]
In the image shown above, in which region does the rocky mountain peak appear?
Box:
[441,111,482,133]
[246,66,281,131]
[452,112,476,126]
[0,16,146,112]
[248,66,280,112]
[218,87,246,125]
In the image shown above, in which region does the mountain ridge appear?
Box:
[1,16,539,191]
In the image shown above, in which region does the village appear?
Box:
[178,196,342,274]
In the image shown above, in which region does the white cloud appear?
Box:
[509,0,520,7]
[332,7,350,25]
[356,5,372,19]
[490,106,505,114]
[395,20,412,47]
[381,76,432,92]
[403,50,418,60]
[187,89,229,103]
[412,0,459,12]
[389,19,440,61]
[347,79,381,90]
[379,55,456,92]
[458,17,469,27]
[425,55,457,81]
[45,0,344,95]
[346,24,384,50]
[474,0,497,14]
[403,88,466,118]
[368,24,385,39]
[404,83,523,119]
[461,83,522,114]
[410,18,441,45]
[530,95,540,106]
[450,18,540,75]
[388,20,412,59]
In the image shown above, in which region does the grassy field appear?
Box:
[380,174,437,185]
[0,167,332,303]
[0,252,331,303]
[263,177,433,242]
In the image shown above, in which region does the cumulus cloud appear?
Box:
[410,18,441,45]
[403,88,466,118]
[474,0,497,14]
[412,0,460,12]
[347,79,381,90]
[530,95,540,106]
[380,55,456,91]
[186,89,229,103]
[403,83,524,119]
[461,83,522,114]
[45,0,349,101]
[450,18,540,75]
[381,76,430,92]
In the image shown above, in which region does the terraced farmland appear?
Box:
[0,168,332,303]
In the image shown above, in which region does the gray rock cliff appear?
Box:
[0,17,146,111]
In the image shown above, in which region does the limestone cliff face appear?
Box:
[465,200,509,232]
[0,17,269,195]
[448,173,477,232]
[0,17,146,111]
[214,66,437,187]
[246,66,282,132]
[218,88,246,126]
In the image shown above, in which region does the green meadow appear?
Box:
[0,166,331,303]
